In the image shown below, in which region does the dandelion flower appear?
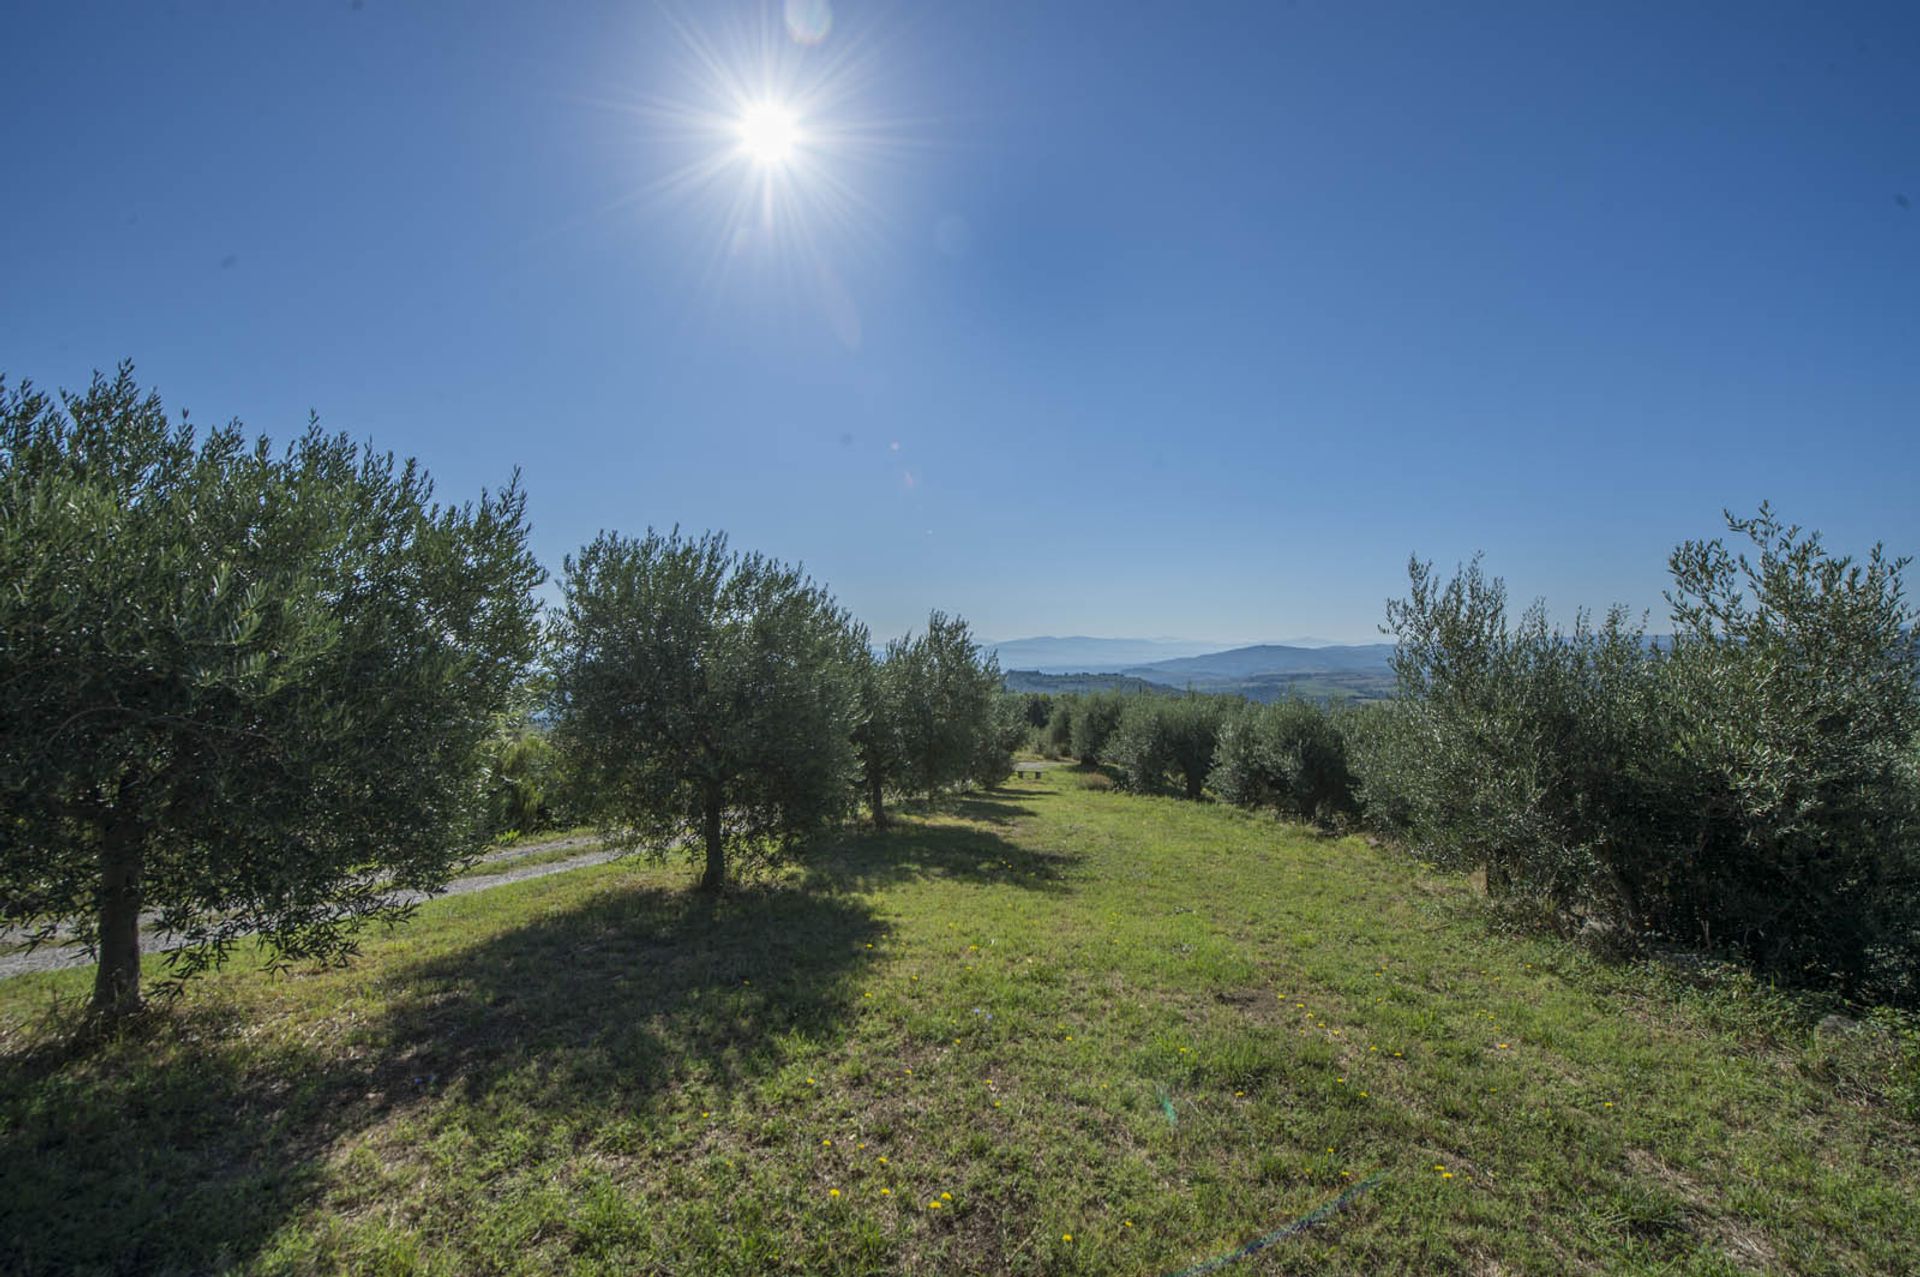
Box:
[928,1201,942,1210]
[1063,1233,1074,1242]
[941,1192,952,1200]
[880,1187,891,1196]
[878,1156,888,1165]
[822,1138,832,1146]
[1441,1172,1454,1180]
[829,1188,841,1198]
[1124,1220,1134,1228]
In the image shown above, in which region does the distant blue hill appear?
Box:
[1121,643,1396,682]
[998,641,1400,703]
[987,635,1367,674]
[985,636,1231,674]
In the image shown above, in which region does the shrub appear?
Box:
[1069,692,1127,764]
[1104,696,1229,799]
[1042,700,1075,757]
[969,695,1029,789]
[1212,698,1357,824]
[481,720,573,837]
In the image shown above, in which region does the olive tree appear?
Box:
[1212,698,1358,824]
[1661,505,1920,994]
[0,367,543,1016]
[1042,699,1075,757]
[1371,506,1920,1001]
[892,611,1003,801]
[969,694,1028,790]
[1068,691,1127,764]
[852,633,909,828]
[550,528,864,890]
[1104,695,1229,799]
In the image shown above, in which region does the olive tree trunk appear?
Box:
[92,817,144,1016]
[698,787,726,892]
[868,769,888,829]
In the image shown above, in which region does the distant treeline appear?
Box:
[1032,505,1920,1007]
[1002,666,1396,703]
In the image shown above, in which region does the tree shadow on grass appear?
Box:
[0,876,890,1275]
[804,817,1080,896]
[941,790,1039,826]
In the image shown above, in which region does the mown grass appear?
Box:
[2,768,1915,1275]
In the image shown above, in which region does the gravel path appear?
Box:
[0,838,621,982]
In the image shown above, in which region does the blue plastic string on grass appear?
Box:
[1158,1172,1387,1277]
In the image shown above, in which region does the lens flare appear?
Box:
[783,0,833,46]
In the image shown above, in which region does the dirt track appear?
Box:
[0,837,619,982]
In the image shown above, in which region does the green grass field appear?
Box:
[3,768,1916,1275]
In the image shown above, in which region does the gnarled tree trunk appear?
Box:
[868,769,888,829]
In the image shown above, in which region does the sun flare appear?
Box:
[737,103,800,165]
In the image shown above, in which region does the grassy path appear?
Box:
[2,769,1914,1274]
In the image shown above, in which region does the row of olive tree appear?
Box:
[550,528,1012,888]
[0,368,1011,1016]
[1354,506,1920,1004]
[1039,688,1360,823]
[1032,505,1919,1003]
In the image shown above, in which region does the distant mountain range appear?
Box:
[996,639,1398,703]
[985,637,1235,674]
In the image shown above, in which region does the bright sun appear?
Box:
[737,103,800,165]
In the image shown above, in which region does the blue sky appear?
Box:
[4,1,1916,645]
